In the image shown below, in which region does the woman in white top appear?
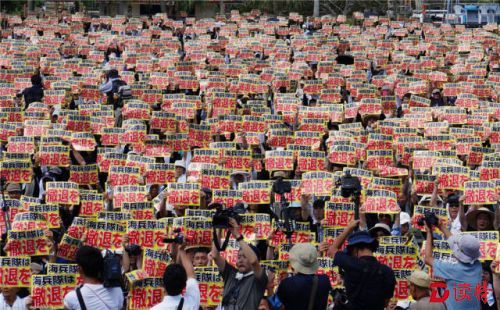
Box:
[0,288,28,310]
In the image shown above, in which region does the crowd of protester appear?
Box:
[0,7,498,310]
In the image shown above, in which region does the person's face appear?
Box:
[175,167,185,178]
[448,204,459,219]
[375,230,387,239]
[409,283,417,299]
[378,214,391,225]
[476,213,491,230]
[234,174,244,184]
[290,208,302,221]
[193,252,209,267]
[149,185,159,199]
[248,204,259,213]
[313,207,324,221]
[266,270,275,293]
[236,250,252,273]
[401,223,409,235]
[174,204,187,215]
[7,191,21,200]
[482,270,491,283]
[258,299,270,310]
[366,118,376,128]
[1,287,18,300]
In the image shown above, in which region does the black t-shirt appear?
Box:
[334,252,396,310]
[277,273,332,310]
[22,84,44,108]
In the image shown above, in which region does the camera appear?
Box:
[163,228,184,244]
[212,203,246,229]
[338,172,362,198]
[417,211,439,227]
[124,244,142,256]
[272,177,292,195]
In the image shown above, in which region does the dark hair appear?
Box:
[76,246,103,279]
[31,74,42,86]
[313,199,325,209]
[193,247,210,255]
[347,240,379,254]
[163,263,187,296]
[107,69,119,79]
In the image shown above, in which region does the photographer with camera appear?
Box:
[64,246,124,310]
[121,233,142,273]
[276,243,332,310]
[210,218,268,310]
[327,220,396,310]
[423,217,482,310]
[151,243,200,310]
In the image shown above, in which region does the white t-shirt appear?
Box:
[64,284,124,310]
[150,278,200,310]
[0,295,27,310]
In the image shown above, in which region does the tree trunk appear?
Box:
[219,0,225,15]
[313,0,320,17]
[160,1,167,13]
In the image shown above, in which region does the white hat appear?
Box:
[400,212,411,225]
[174,160,186,170]
[448,233,481,264]
[369,223,391,236]
[289,243,319,275]
[101,249,123,257]
[407,270,431,288]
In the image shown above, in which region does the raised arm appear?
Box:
[209,230,227,272]
[424,222,434,267]
[228,218,264,280]
[328,220,360,258]
[177,244,195,279]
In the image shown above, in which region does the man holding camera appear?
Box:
[210,218,268,310]
[328,220,396,309]
[64,246,124,310]
[151,243,200,310]
[423,218,482,310]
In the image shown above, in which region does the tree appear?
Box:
[313,0,320,16]
[220,0,225,15]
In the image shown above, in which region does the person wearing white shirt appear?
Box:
[64,246,124,310]
[174,160,187,183]
[150,244,200,310]
[0,288,28,310]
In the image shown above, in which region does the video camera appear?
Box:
[124,244,142,256]
[417,211,439,227]
[338,172,362,198]
[272,177,291,195]
[163,228,185,244]
[211,203,246,229]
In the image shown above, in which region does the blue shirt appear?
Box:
[433,259,482,310]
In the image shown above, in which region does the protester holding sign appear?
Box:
[210,218,268,310]
[423,220,482,310]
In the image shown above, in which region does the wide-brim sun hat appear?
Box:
[448,233,481,264]
[369,223,391,236]
[289,243,319,275]
[466,207,494,230]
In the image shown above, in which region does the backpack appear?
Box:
[102,251,122,288]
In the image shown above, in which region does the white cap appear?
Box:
[400,212,411,225]
[174,160,186,170]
